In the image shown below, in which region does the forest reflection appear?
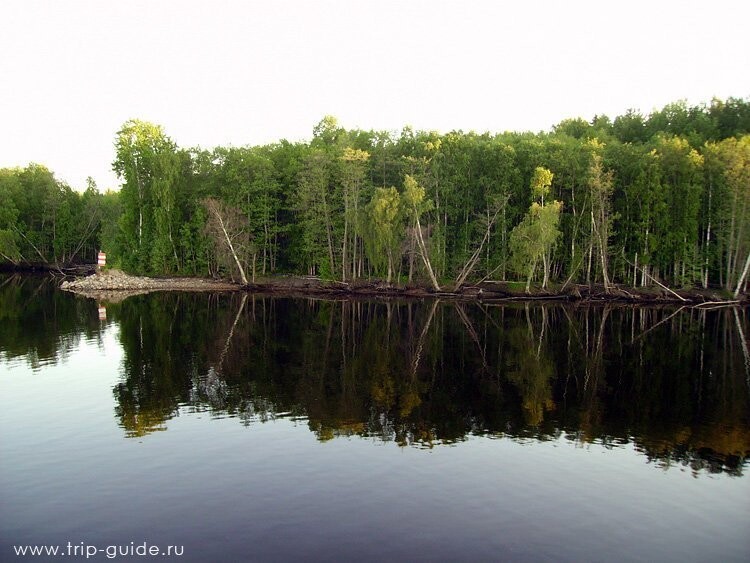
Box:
[1,275,748,476]
[0,274,105,368]
[110,291,750,476]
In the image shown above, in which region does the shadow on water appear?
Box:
[2,274,749,476]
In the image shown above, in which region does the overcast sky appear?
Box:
[2,0,749,191]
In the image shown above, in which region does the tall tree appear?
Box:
[339,147,370,281]
[403,175,441,291]
[202,197,251,284]
[587,141,614,291]
[213,147,281,277]
[713,136,750,294]
[113,119,179,273]
[364,187,402,283]
[0,169,22,264]
[509,167,563,292]
[652,136,704,285]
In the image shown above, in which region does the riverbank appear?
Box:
[60,269,239,300]
[58,269,746,306]
[245,277,744,305]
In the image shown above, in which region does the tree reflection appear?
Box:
[0,274,106,369]
[504,318,555,427]
[5,274,744,475]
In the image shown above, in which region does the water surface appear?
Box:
[1,275,749,561]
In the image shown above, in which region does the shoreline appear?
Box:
[56,270,747,306]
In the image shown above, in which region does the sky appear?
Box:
[1,0,749,192]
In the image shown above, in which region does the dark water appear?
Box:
[1,275,749,562]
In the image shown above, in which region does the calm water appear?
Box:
[1,275,749,562]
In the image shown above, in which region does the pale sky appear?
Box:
[2,0,748,191]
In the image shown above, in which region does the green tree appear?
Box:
[295,150,337,277]
[651,136,704,285]
[66,177,104,264]
[213,147,282,278]
[612,109,648,143]
[713,136,750,294]
[97,190,123,266]
[364,187,402,282]
[113,119,179,273]
[202,197,251,284]
[403,175,441,290]
[606,141,662,287]
[587,141,615,291]
[0,169,21,263]
[509,167,563,292]
[339,147,370,281]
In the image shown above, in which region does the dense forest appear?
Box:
[1,97,749,294]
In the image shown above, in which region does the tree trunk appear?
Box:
[454,201,504,290]
[134,156,144,248]
[208,205,248,285]
[726,199,737,290]
[734,250,750,298]
[342,209,348,282]
[703,184,713,288]
[414,214,441,291]
[526,260,537,294]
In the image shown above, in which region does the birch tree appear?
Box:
[295,151,337,277]
[364,187,402,283]
[339,147,370,281]
[403,175,441,291]
[714,136,750,296]
[202,197,251,284]
[587,141,614,292]
[509,167,563,292]
[113,119,179,273]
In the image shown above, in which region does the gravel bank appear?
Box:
[60,269,239,295]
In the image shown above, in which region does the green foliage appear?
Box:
[509,200,563,287]
[651,135,704,284]
[403,174,432,215]
[364,187,402,280]
[113,119,181,273]
[554,118,592,140]
[98,190,123,264]
[0,165,105,265]
[294,150,335,276]
[0,171,21,262]
[510,167,562,290]
[710,136,750,290]
[530,166,554,201]
[5,97,749,293]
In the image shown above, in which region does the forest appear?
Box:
[1,97,749,294]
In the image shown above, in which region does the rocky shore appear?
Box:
[60,269,239,300]
[58,269,745,306]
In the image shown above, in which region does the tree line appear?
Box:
[0,166,120,268]
[1,97,749,293]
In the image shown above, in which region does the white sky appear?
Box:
[1,0,749,192]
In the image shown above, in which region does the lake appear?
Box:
[1,275,749,561]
